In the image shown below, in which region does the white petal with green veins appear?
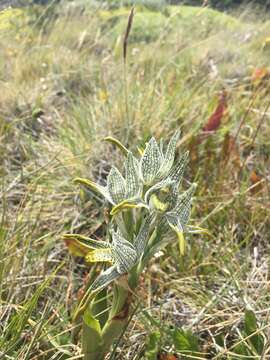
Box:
[111,231,137,274]
[159,138,164,154]
[107,167,126,204]
[90,266,120,293]
[174,183,197,228]
[157,131,180,178]
[140,137,162,185]
[134,215,152,257]
[125,152,140,198]
[168,151,189,184]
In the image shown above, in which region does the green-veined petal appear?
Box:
[107,166,126,204]
[111,231,137,274]
[125,151,140,198]
[168,151,189,184]
[159,138,164,154]
[174,183,197,228]
[140,137,162,185]
[157,131,180,178]
[90,266,120,293]
[134,215,152,257]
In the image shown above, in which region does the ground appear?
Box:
[0,2,270,359]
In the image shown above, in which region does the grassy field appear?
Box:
[0,2,270,359]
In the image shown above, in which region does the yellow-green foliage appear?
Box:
[0,7,28,31]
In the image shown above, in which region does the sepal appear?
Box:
[86,248,113,264]
[74,177,112,203]
[110,199,148,216]
[111,231,137,274]
[157,131,180,178]
[140,137,162,185]
[63,233,108,257]
[165,212,186,256]
[107,167,126,204]
[103,136,129,156]
[125,152,140,198]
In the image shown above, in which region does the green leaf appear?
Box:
[233,342,251,357]
[140,137,162,185]
[107,166,126,204]
[244,309,265,354]
[173,328,200,355]
[82,307,103,357]
[83,306,102,334]
[145,331,161,360]
[244,310,257,335]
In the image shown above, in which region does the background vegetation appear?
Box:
[0,1,270,359]
[4,0,270,10]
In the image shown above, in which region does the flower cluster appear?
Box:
[64,131,196,297]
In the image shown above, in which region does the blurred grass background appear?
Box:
[0,1,270,359]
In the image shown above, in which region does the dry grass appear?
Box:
[0,2,270,359]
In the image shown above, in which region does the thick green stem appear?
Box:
[82,274,138,360]
[102,281,131,333]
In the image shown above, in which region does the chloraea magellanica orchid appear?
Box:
[63,131,199,360]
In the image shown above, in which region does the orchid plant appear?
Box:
[63,131,199,360]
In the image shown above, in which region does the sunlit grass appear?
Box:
[0,1,270,359]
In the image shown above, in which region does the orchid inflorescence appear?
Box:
[63,131,198,360]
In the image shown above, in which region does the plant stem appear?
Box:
[83,275,138,360]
